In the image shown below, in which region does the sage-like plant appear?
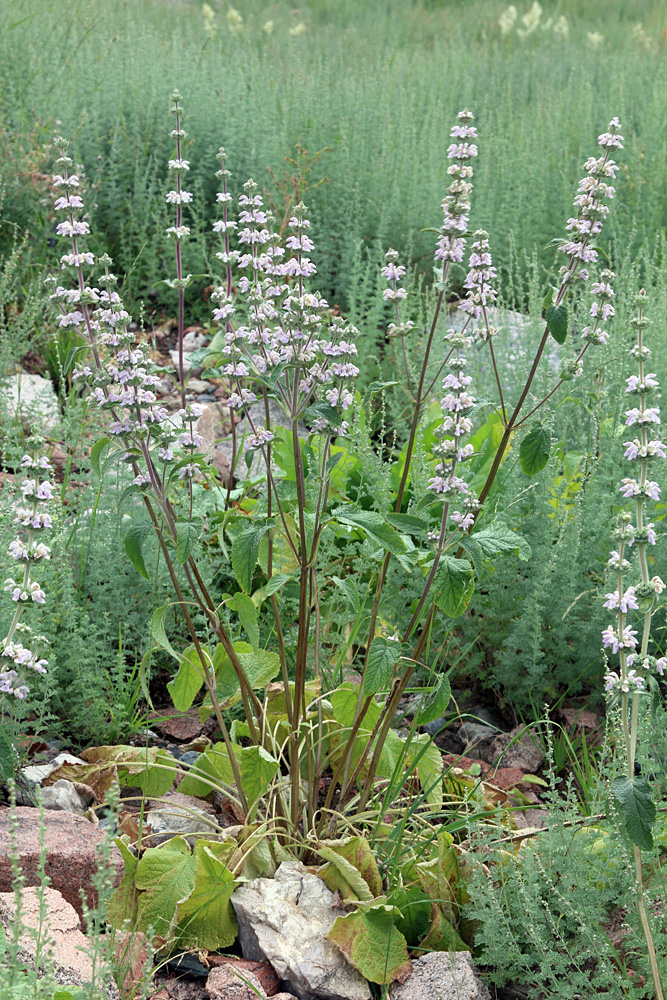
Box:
[602,288,665,1000]
[1,454,53,703]
[44,101,626,860]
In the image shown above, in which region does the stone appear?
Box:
[39,778,95,815]
[207,956,281,996]
[0,806,124,923]
[489,725,545,773]
[231,860,371,1000]
[388,952,490,1000]
[0,886,120,998]
[169,350,194,373]
[4,372,60,433]
[144,791,218,846]
[149,707,216,742]
[458,722,497,760]
[22,751,86,786]
[183,329,209,352]
[206,963,267,999]
[557,707,600,731]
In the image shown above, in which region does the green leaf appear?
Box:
[178,744,237,798]
[328,905,411,985]
[432,557,474,618]
[229,593,259,650]
[388,886,431,949]
[563,451,584,482]
[135,837,197,941]
[263,573,294,598]
[612,776,656,851]
[415,674,452,726]
[167,644,208,712]
[304,401,342,429]
[364,637,402,696]
[461,521,532,565]
[124,522,152,579]
[519,423,551,475]
[418,905,470,952]
[333,507,406,556]
[175,840,238,950]
[239,745,279,815]
[317,837,383,900]
[151,605,179,661]
[384,513,427,535]
[108,837,140,929]
[90,436,111,476]
[545,303,568,344]
[176,519,201,564]
[361,380,399,407]
[231,525,267,593]
[236,647,281,689]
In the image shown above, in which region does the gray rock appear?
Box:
[144,791,219,846]
[466,706,502,729]
[231,860,371,1000]
[4,372,60,432]
[183,330,209,352]
[489,725,545,772]
[169,349,194,373]
[458,722,497,756]
[40,779,95,816]
[206,963,267,1000]
[388,952,489,1000]
[22,752,86,787]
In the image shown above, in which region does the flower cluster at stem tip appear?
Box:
[1,455,54,700]
[603,290,666,697]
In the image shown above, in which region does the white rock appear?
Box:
[4,373,60,432]
[388,952,490,1000]
[40,779,94,816]
[183,330,209,352]
[144,791,218,846]
[231,861,371,1000]
[169,350,193,373]
[22,752,86,786]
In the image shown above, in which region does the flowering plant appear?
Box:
[601,289,665,1000]
[1,455,54,703]
[38,99,646,972]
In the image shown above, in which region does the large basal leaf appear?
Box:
[545,303,568,345]
[239,745,279,815]
[231,525,266,594]
[612,775,656,851]
[333,507,406,556]
[108,838,139,929]
[151,605,179,661]
[175,840,238,950]
[519,423,551,475]
[328,904,411,985]
[167,644,209,712]
[433,556,474,618]
[363,637,402,696]
[178,743,237,799]
[44,745,176,801]
[418,904,470,953]
[317,837,383,900]
[236,647,281,689]
[388,886,431,949]
[135,837,197,941]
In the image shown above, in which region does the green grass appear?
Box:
[2,0,667,317]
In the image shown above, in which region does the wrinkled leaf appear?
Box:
[229,592,259,650]
[124,522,152,579]
[167,644,209,712]
[175,840,238,949]
[520,423,551,476]
[433,557,474,618]
[364,637,402,696]
[612,776,656,851]
[414,674,451,726]
[231,525,266,593]
[135,837,196,941]
[176,519,201,564]
[328,904,411,985]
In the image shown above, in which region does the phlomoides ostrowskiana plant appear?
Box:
[601,289,666,1000]
[41,97,640,954]
[0,454,54,704]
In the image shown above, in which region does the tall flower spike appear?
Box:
[603,290,665,700]
[459,229,498,340]
[1,455,54,701]
[382,249,415,340]
[435,111,477,269]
